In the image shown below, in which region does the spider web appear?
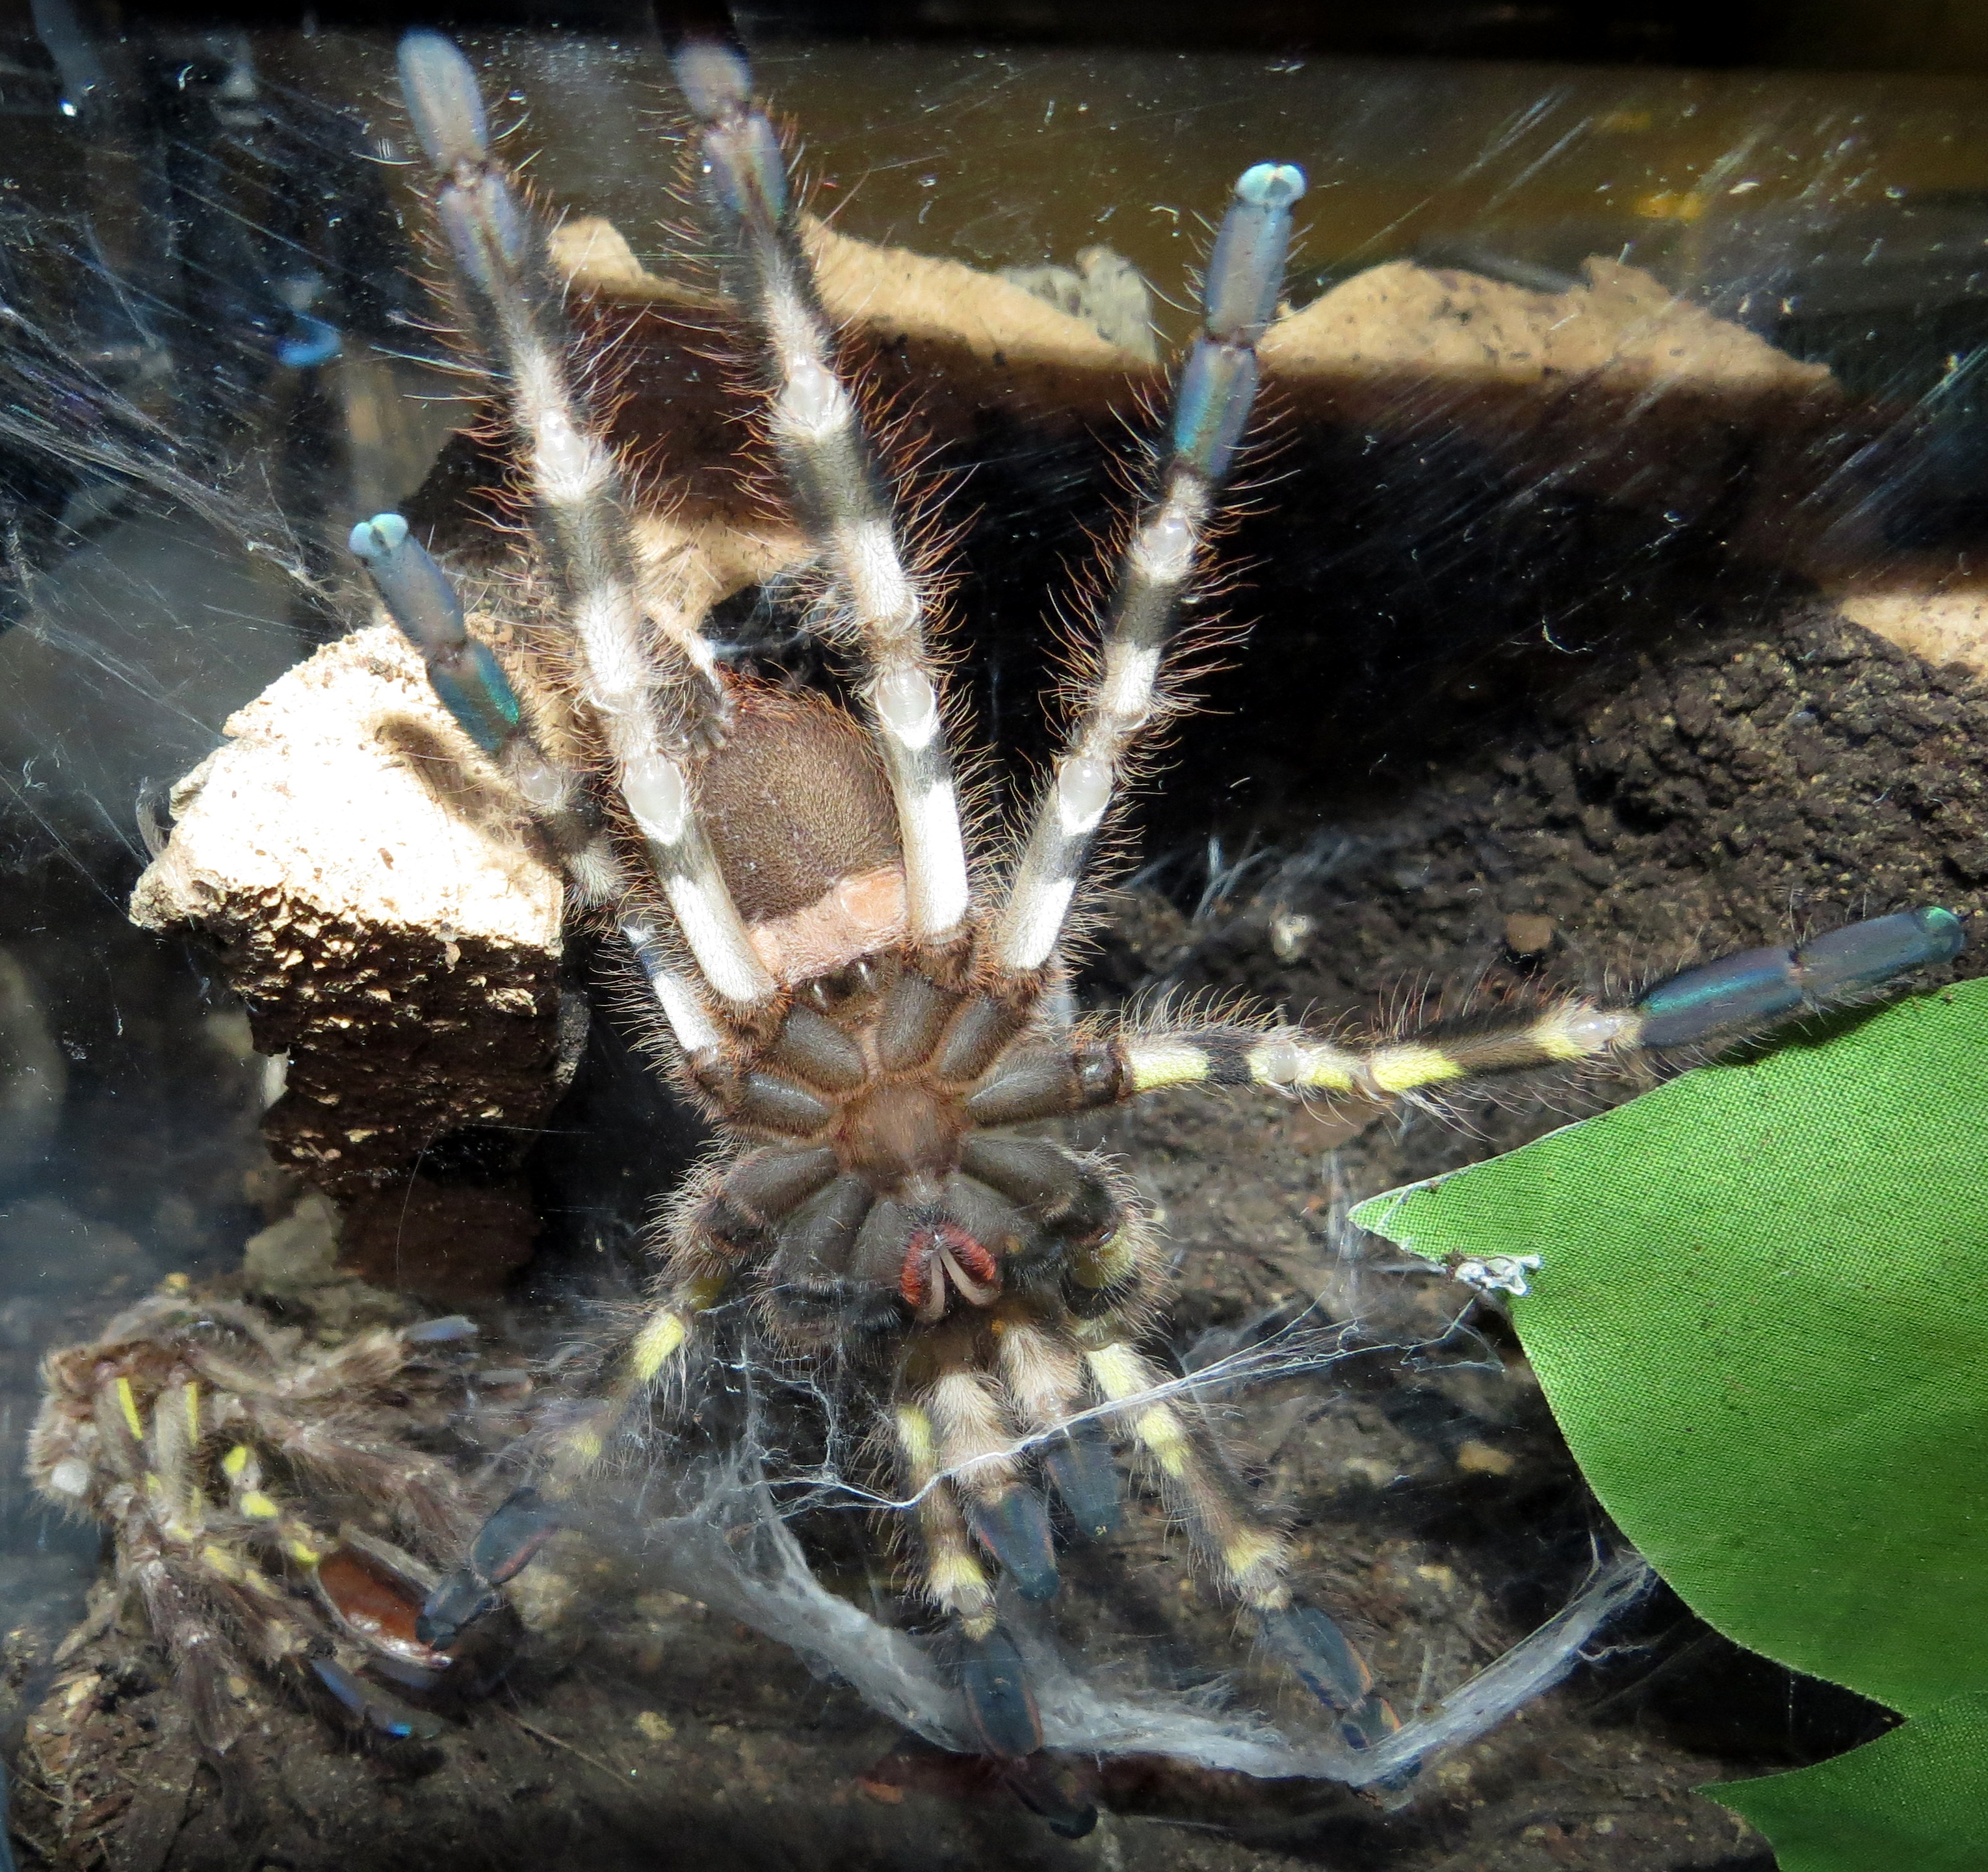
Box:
[0,21,1653,1789]
[8,10,1952,1818]
[545,1283,1653,1789]
[600,1431,1649,1793]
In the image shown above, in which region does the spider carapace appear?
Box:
[335,27,1965,1793]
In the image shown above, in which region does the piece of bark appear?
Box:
[560,220,1988,676]
[1260,258,1850,568]
[129,623,564,1293]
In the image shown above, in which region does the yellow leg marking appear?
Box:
[1084,1342,1145,1399]
[1071,1225,1136,1291]
[116,1377,146,1442]
[182,1381,202,1443]
[1245,1035,1362,1094]
[1294,1045,1359,1093]
[1528,1020,1589,1063]
[902,1403,997,1624]
[553,1302,709,1487]
[1134,1407,1188,1476]
[227,1472,324,1568]
[1531,1003,1639,1061]
[929,1550,991,1603]
[895,1406,937,1477]
[1123,1041,1211,1093]
[685,1272,731,1311]
[1222,1526,1287,1601]
[1085,1345,1188,1477]
[922,1504,997,1627]
[200,1542,246,1581]
[1070,1316,1119,1352]
[630,1310,688,1383]
[222,1444,252,1481]
[1367,1043,1467,1095]
[245,1568,292,1607]
[144,1472,201,1545]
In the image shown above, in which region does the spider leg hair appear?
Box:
[908,1361,1059,1600]
[224,1399,471,1552]
[1106,905,1968,1106]
[670,39,972,950]
[1077,1332,1402,1749]
[347,514,727,1061]
[892,1381,1045,1758]
[419,1123,870,1646]
[350,513,618,903]
[940,908,1974,1128]
[396,32,775,1012]
[127,1518,253,1756]
[121,1384,337,1750]
[35,1304,477,1759]
[992,161,1305,975]
[415,1284,714,1648]
[993,1315,1122,1540]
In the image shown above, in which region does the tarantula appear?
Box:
[27,1293,501,1755]
[320,28,1967,1786]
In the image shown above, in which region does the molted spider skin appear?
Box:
[27,1294,504,1756]
[358,29,1967,1811]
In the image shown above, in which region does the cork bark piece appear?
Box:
[1259,259,1851,573]
[556,211,1143,384]
[556,218,1987,676]
[1261,257,1833,393]
[521,214,1158,547]
[1832,588,1988,675]
[129,622,565,1292]
[1257,260,1988,675]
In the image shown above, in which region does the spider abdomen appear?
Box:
[695,681,908,983]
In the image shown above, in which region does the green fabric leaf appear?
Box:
[1350,980,1988,1719]
[1711,1695,1988,1872]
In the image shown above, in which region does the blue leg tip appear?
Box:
[1257,1602,1375,1712]
[968,1488,1060,1602]
[469,1486,561,1585]
[416,1568,497,1648]
[957,1626,1042,1759]
[1796,906,1965,996]
[1044,1427,1121,1542]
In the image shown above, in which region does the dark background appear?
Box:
[10,0,1988,73]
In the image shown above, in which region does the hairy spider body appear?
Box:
[27,1295,501,1756]
[337,29,1968,1792]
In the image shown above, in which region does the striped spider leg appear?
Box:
[1027,902,1968,1152]
[365,29,1966,1806]
[28,1295,495,1755]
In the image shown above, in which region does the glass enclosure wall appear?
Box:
[1,10,1982,1867]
